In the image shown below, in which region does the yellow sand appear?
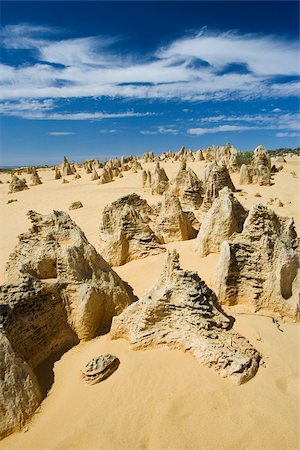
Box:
[0,157,299,449]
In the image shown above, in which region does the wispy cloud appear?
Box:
[276,132,300,138]
[0,101,155,120]
[140,125,178,135]
[47,131,75,135]
[0,24,299,105]
[188,125,253,135]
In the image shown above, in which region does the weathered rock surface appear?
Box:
[30,168,42,186]
[202,163,236,210]
[81,354,120,384]
[69,201,83,210]
[195,188,248,256]
[61,156,73,176]
[153,192,197,243]
[99,194,165,266]
[0,210,136,437]
[111,250,261,384]
[171,160,203,209]
[8,175,28,194]
[252,146,271,186]
[215,204,300,320]
[239,164,252,185]
[0,332,42,439]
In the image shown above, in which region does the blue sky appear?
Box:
[1,1,299,166]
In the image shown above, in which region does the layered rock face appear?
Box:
[5,210,135,338]
[8,175,28,194]
[202,163,236,210]
[61,156,73,176]
[99,194,165,266]
[195,188,248,256]
[30,167,42,186]
[111,250,261,385]
[171,160,203,209]
[0,210,136,438]
[252,146,271,186]
[153,192,197,243]
[0,332,42,439]
[215,204,300,320]
[239,164,252,185]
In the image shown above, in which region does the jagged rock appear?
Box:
[252,146,271,186]
[62,178,69,184]
[153,192,197,243]
[195,188,248,256]
[73,173,81,180]
[196,149,205,161]
[275,199,284,207]
[276,157,286,163]
[7,199,18,204]
[1,210,136,437]
[171,160,203,209]
[111,250,261,385]
[215,204,300,320]
[239,164,252,185]
[8,175,29,194]
[69,201,83,210]
[99,195,165,266]
[98,168,112,185]
[91,170,99,181]
[150,162,169,195]
[254,193,261,197]
[0,332,42,439]
[30,167,42,186]
[81,354,120,384]
[202,163,236,210]
[5,210,136,337]
[61,156,73,176]
[55,167,62,180]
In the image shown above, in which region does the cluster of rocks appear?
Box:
[110,250,261,385]
[8,175,29,194]
[99,193,197,265]
[239,146,272,186]
[0,210,136,438]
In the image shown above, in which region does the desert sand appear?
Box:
[0,156,300,449]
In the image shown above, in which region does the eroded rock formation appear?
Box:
[171,160,203,209]
[0,210,136,438]
[153,192,197,243]
[111,250,261,384]
[8,175,29,194]
[81,354,120,384]
[99,194,165,266]
[195,188,248,256]
[202,163,236,210]
[215,204,300,320]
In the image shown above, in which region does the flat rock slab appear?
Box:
[81,354,120,385]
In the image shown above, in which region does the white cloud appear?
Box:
[99,129,117,134]
[0,102,155,120]
[47,131,75,135]
[276,132,300,138]
[0,25,299,106]
[140,126,178,135]
[188,125,254,135]
[272,108,282,112]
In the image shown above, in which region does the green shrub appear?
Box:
[236,151,254,166]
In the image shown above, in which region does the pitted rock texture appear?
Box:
[5,210,136,339]
[153,192,197,243]
[0,332,42,439]
[111,250,261,385]
[81,354,120,384]
[215,204,300,320]
[1,210,136,438]
[99,195,165,266]
[202,163,236,210]
[171,160,203,209]
[8,175,29,194]
[30,168,42,186]
[195,188,248,256]
[239,164,252,185]
[69,201,83,210]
